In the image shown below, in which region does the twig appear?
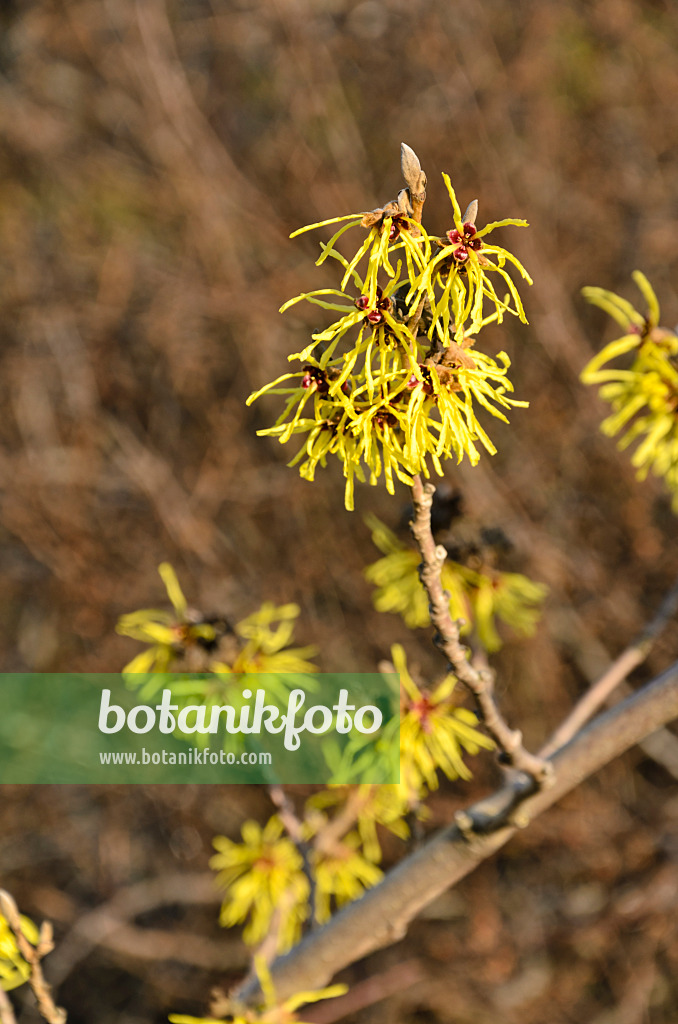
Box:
[233,659,678,1006]
[269,786,317,927]
[269,785,374,935]
[303,958,424,1024]
[0,987,17,1024]
[269,786,305,845]
[45,872,221,985]
[253,889,303,968]
[406,295,427,337]
[540,572,678,757]
[0,891,66,1024]
[409,475,552,783]
[312,787,373,857]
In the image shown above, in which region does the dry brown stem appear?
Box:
[409,475,552,782]
[0,987,17,1024]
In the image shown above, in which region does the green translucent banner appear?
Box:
[0,674,400,784]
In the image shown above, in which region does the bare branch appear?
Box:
[0,987,17,1024]
[409,475,552,782]
[540,571,678,757]
[233,659,678,1006]
[37,873,221,987]
[304,958,423,1024]
[269,786,305,845]
[268,786,317,929]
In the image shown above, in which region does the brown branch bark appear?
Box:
[409,475,551,781]
[0,987,17,1024]
[540,571,678,757]
[233,658,678,1007]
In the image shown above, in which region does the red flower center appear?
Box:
[446,222,482,262]
[355,288,392,324]
[407,365,435,396]
[301,366,329,394]
[410,696,435,734]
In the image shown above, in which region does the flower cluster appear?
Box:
[581,271,678,508]
[248,153,531,510]
[209,643,494,955]
[211,815,383,953]
[211,818,310,950]
[311,830,383,924]
[364,515,547,652]
[117,564,317,677]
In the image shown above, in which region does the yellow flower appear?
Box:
[248,162,531,511]
[393,645,494,797]
[211,811,383,947]
[288,191,428,304]
[304,785,410,866]
[582,271,678,508]
[364,514,470,630]
[116,563,217,673]
[364,516,546,652]
[466,568,548,653]
[211,817,309,952]
[412,176,532,344]
[118,568,318,677]
[312,832,383,923]
[224,603,318,675]
[0,912,39,992]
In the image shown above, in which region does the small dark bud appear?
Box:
[301,365,329,393]
[407,366,435,395]
[374,409,397,429]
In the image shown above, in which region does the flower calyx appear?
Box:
[360,188,412,239]
[354,287,393,324]
[446,221,482,264]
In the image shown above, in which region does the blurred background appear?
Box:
[1,0,678,1021]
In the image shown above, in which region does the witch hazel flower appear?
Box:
[248,145,532,510]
